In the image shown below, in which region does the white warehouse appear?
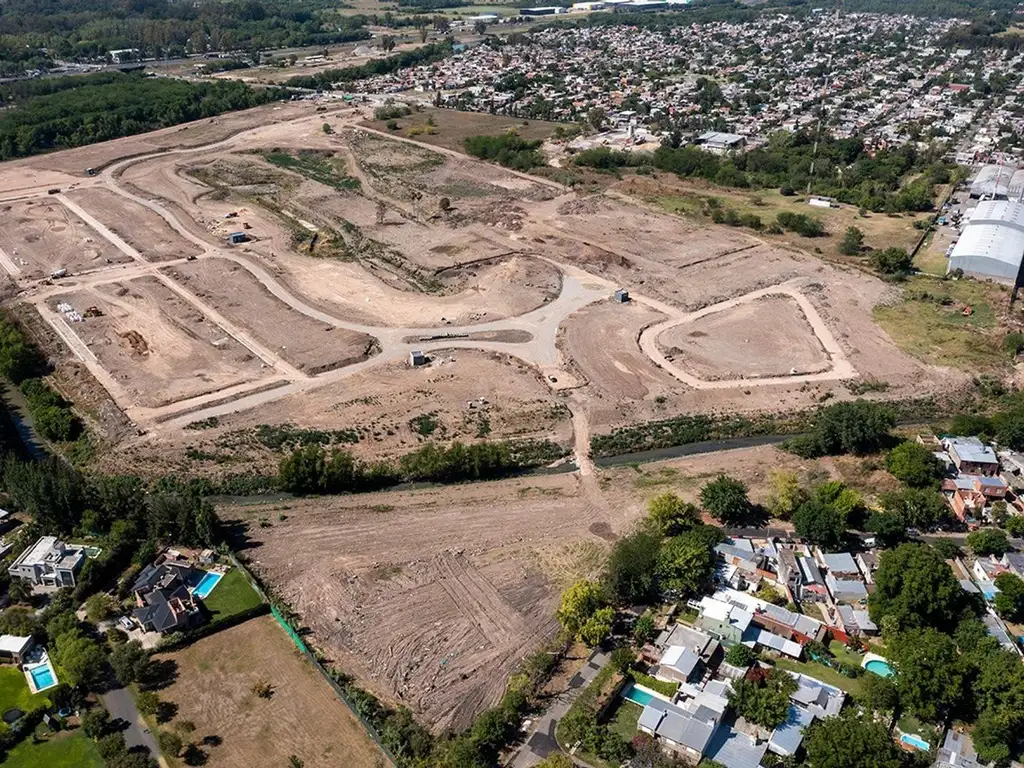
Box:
[948,199,1024,283]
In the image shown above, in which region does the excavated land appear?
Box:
[52,278,268,409]
[65,187,202,262]
[0,197,131,279]
[165,258,380,375]
[658,294,831,381]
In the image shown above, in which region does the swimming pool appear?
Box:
[622,682,655,707]
[864,659,894,678]
[28,663,56,692]
[900,733,930,751]
[192,571,223,600]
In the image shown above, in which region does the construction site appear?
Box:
[0,100,972,730]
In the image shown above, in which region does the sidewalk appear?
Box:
[510,649,610,768]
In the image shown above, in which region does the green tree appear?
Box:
[973,709,1014,766]
[557,580,606,637]
[604,529,661,604]
[878,487,949,529]
[136,691,160,717]
[868,543,967,632]
[646,492,699,535]
[724,644,757,667]
[727,668,797,728]
[765,470,807,520]
[535,755,574,768]
[53,629,107,688]
[967,528,1009,557]
[110,640,149,686]
[81,708,112,739]
[634,613,656,645]
[994,572,1024,621]
[890,628,964,723]
[1004,515,1024,537]
[860,673,899,713]
[84,593,117,623]
[792,497,847,549]
[885,441,942,487]
[158,730,183,757]
[657,530,716,596]
[839,226,864,255]
[786,401,894,457]
[871,246,913,277]
[865,512,905,548]
[803,710,903,768]
[699,475,753,526]
[579,607,614,647]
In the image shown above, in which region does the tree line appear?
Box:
[0,72,287,161]
[278,438,566,494]
[285,41,453,90]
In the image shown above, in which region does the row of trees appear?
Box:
[0,72,287,160]
[278,439,565,494]
[285,41,453,89]
[463,132,545,171]
[571,131,950,213]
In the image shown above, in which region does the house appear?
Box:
[637,697,721,762]
[982,611,1018,653]
[131,559,205,635]
[765,671,846,757]
[695,597,752,644]
[770,705,815,757]
[1001,551,1024,578]
[854,552,879,584]
[943,437,1000,476]
[818,552,859,578]
[935,730,983,768]
[8,537,85,588]
[825,572,868,604]
[715,589,826,644]
[834,604,878,636]
[657,645,703,684]
[796,557,829,603]
[0,635,34,665]
[776,548,803,596]
[659,623,721,666]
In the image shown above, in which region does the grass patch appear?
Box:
[629,671,678,698]
[201,568,264,624]
[607,700,642,743]
[3,728,104,768]
[873,277,1007,371]
[774,657,864,700]
[259,149,361,191]
[829,640,865,668]
[0,666,49,714]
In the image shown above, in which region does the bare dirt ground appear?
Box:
[165,258,380,374]
[65,187,202,262]
[658,294,830,380]
[154,615,385,768]
[560,300,678,400]
[52,278,268,409]
[225,443,814,731]
[360,107,563,154]
[0,198,131,279]
[96,349,572,478]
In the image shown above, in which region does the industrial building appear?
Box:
[519,6,567,15]
[969,164,1014,199]
[696,131,746,154]
[948,200,1024,282]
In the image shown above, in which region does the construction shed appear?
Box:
[948,199,1024,282]
[227,232,248,245]
[614,289,630,303]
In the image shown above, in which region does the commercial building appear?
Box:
[948,200,1024,282]
[969,164,1014,199]
[696,131,746,154]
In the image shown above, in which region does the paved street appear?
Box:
[100,687,167,768]
[511,649,610,768]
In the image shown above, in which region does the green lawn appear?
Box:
[774,657,864,700]
[607,700,642,743]
[0,666,49,714]
[829,640,865,668]
[201,568,264,623]
[3,729,103,768]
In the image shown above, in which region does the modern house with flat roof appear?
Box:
[0,635,34,665]
[943,437,999,476]
[8,536,85,588]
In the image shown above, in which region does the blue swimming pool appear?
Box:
[864,659,895,678]
[900,733,930,751]
[193,571,223,600]
[29,664,55,692]
[622,682,654,707]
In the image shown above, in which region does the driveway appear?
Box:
[100,687,167,768]
[510,649,610,768]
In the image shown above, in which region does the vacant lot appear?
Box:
[361,108,563,154]
[0,198,130,279]
[873,277,1009,371]
[154,615,384,768]
[560,300,677,399]
[166,258,379,374]
[53,277,268,409]
[65,188,202,263]
[659,295,830,380]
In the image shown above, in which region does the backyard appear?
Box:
[0,666,49,715]
[3,728,104,768]
[201,568,265,624]
[773,656,865,700]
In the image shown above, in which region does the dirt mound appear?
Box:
[557,196,604,216]
[119,329,149,356]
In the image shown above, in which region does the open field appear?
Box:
[165,258,380,375]
[65,188,202,263]
[3,729,103,768]
[361,107,564,154]
[153,615,384,768]
[0,198,131,280]
[52,277,269,409]
[658,294,830,380]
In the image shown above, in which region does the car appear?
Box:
[117,616,134,631]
